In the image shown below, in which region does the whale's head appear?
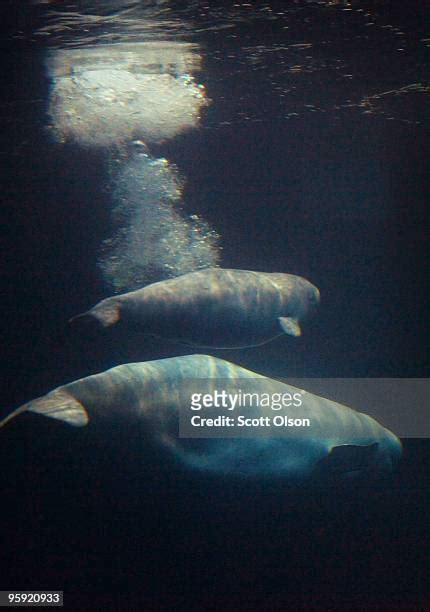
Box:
[296,276,320,319]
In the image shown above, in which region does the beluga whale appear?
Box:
[70,268,320,348]
[0,355,401,482]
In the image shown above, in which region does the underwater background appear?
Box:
[0,1,429,609]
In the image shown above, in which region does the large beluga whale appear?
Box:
[69,268,320,348]
[0,355,401,482]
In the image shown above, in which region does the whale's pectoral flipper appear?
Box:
[313,443,380,480]
[278,316,301,337]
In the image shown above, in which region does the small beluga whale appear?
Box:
[69,268,320,348]
[0,355,401,482]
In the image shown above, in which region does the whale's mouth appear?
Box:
[309,285,321,310]
[303,284,321,320]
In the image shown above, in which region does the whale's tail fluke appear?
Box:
[68,310,103,329]
[0,405,29,428]
[69,300,121,330]
[0,390,89,429]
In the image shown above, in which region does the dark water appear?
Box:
[1,1,429,609]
